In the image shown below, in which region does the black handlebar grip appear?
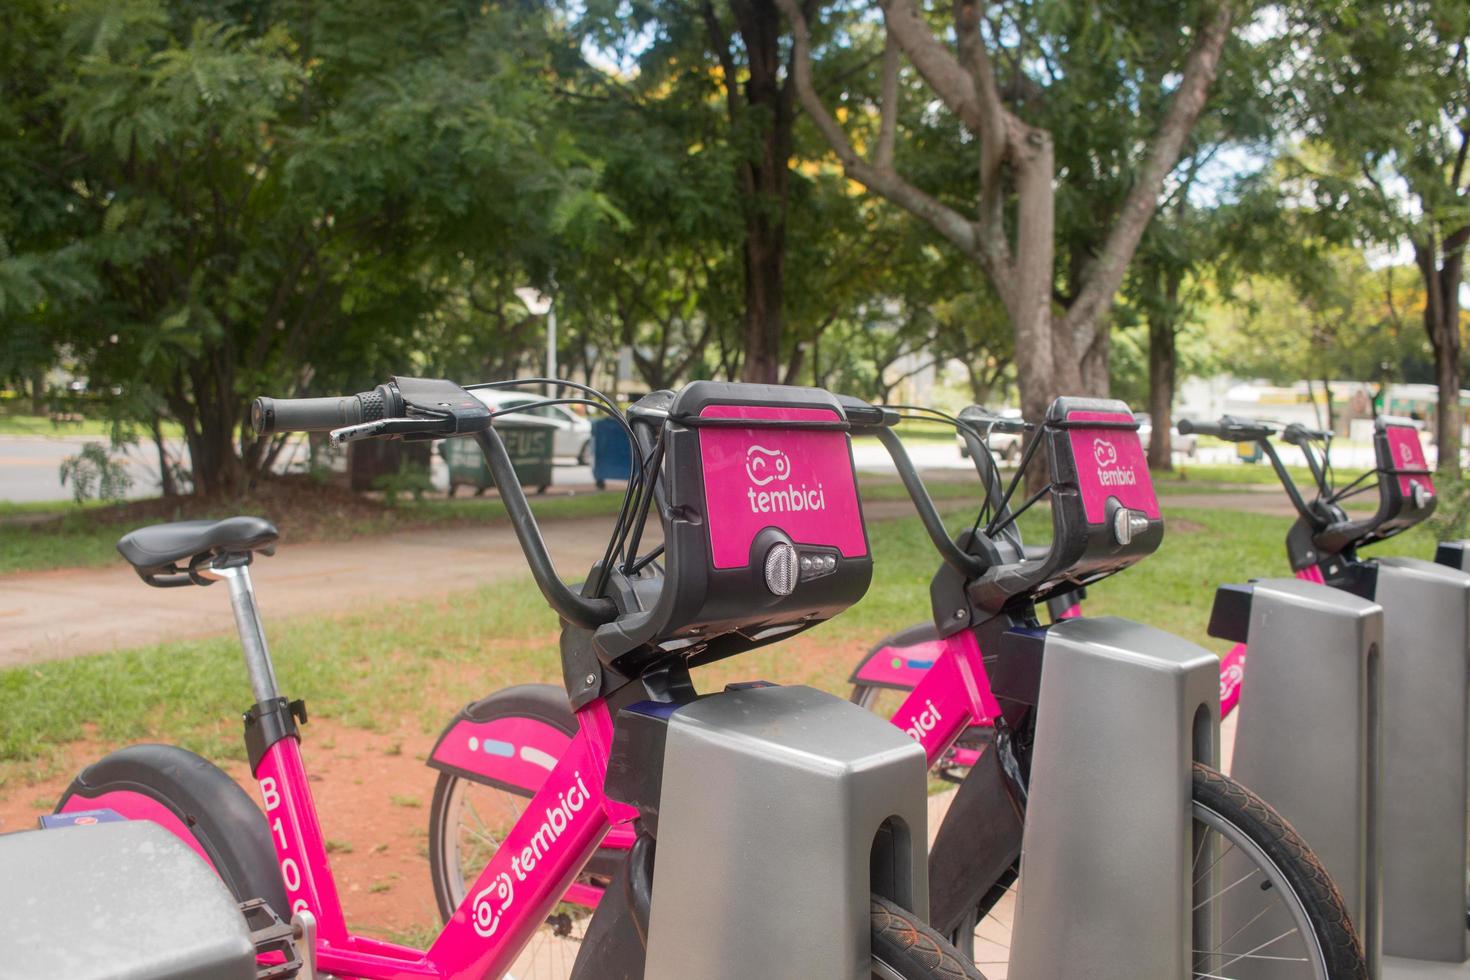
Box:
[252,394,365,436]
[1176,418,1220,438]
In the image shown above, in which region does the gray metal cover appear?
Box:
[1007,616,1220,980]
[643,684,929,980]
[1226,577,1383,979]
[1373,557,1470,964]
[0,820,255,980]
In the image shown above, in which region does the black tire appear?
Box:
[941,764,1366,978]
[56,744,288,919]
[871,895,987,980]
[1192,763,1367,980]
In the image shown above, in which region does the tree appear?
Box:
[1213,251,1427,422]
[576,0,822,383]
[779,0,1236,478]
[1,0,609,495]
[1285,1,1470,473]
[553,72,745,391]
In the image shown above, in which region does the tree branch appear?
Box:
[776,0,983,260]
[875,33,900,169]
[1062,0,1235,346]
[701,0,743,123]
[875,0,984,133]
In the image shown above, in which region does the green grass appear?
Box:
[1,500,1440,796]
[1154,461,1373,489]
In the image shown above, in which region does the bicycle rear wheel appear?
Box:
[947,764,1366,980]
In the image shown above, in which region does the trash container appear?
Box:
[591,416,634,489]
[350,439,431,492]
[440,419,556,495]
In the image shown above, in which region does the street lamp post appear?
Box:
[515,286,556,395]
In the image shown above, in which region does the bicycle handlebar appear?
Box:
[252,386,401,436]
[957,405,1027,435]
[1176,416,1276,442]
[253,379,614,630]
[1281,423,1331,447]
[873,426,990,579]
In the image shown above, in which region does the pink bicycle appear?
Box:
[422,396,1367,978]
[852,412,1436,731]
[56,377,982,980]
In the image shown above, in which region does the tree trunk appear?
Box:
[1146,272,1180,470]
[1416,233,1465,476]
[151,414,179,498]
[1080,328,1111,397]
[30,367,47,415]
[729,0,793,385]
[1006,130,1061,493]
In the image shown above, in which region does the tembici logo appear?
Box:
[470,770,592,938]
[1092,436,1138,487]
[904,698,943,741]
[745,445,792,485]
[745,444,827,514]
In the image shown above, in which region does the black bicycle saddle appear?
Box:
[117,517,279,584]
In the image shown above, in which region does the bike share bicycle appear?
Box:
[54,377,979,980]
[423,394,1368,978]
[1172,415,1470,975]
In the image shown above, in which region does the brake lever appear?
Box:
[329,417,452,447]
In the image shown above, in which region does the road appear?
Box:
[0,434,986,503]
[3,427,1383,505]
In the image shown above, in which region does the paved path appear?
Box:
[0,516,635,668]
[0,491,1308,668]
[0,498,941,667]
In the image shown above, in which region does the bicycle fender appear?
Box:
[849,621,942,692]
[927,741,1025,938]
[426,683,576,792]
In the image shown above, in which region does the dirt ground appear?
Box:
[0,715,448,942]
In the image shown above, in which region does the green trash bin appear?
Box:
[440,419,556,495]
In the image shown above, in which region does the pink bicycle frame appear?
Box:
[886,629,1002,767]
[65,701,636,980]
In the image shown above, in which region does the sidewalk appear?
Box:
[0,491,1298,669]
[0,516,632,669]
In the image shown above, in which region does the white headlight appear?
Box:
[764,542,798,596]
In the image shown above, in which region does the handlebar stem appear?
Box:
[473,430,617,629]
[875,427,988,579]
[1259,439,1317,523]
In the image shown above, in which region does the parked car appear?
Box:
[470,390,594,464]
[957,407,1024,464]
[1133,412,1198,457]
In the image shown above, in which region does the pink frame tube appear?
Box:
[244,701,632,979]
[888,629,1000,767]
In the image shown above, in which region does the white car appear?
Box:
[957,407,1024,464]
[470,390,594,464]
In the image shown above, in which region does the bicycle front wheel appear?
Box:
[871,895,987,980]
[951,764,1366,980]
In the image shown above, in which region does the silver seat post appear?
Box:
[205,563,281,705]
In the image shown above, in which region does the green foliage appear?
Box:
[1430,477,1470,542]
[1,0,614,495]
[373,462,434,507]
[58,442,133,504]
